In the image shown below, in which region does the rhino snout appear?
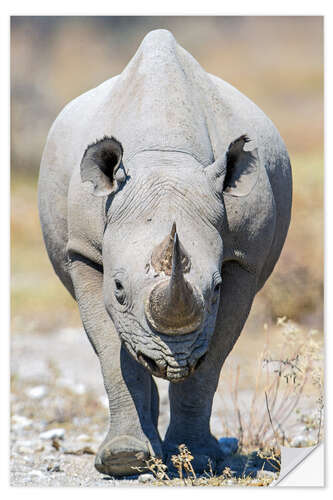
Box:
[145,230,204,335]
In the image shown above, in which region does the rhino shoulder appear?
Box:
[206,73,292,287]
[40,76,120,272]
[207,73,291,172]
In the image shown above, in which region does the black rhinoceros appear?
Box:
[38,29,292,476]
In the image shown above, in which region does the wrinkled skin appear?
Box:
[38,30,292,476]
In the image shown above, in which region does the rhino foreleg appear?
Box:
[69,258,162,476]
[164,263,257,474]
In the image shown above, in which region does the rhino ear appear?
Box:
[80,136,125,196]
[206,135,259,197]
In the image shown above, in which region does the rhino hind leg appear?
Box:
[69,258,162,476]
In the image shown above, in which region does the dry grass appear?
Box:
[135,444,279,487]
[132,318,323,487]
[259,152,323,324]
[217,318,324,452]
[10,174,80,332]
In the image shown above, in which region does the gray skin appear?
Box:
[38,29,292,476]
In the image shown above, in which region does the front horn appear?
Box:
[145,228,204,335]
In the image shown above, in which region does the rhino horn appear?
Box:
[169,231,188,303]
[151,221,190,275]
[145,229,204,335]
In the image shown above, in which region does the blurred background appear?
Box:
[10,19,324,483]
[11,16,323,335]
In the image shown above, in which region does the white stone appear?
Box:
[11,415,33,429]
[138,473,154,483]
[29,470,45,478]
[77,434,91,442]
[25,385,48,399]
[40,428,65,440]
[257,470,277,479]
[290,434,308,447]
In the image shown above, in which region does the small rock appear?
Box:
[290,435,308,447]
[29,470,45,478]
[257,470,277,480]
[16,440,45,453]
[11,415,33,430]
[40,428,65,440]
[77,434,92,442]
[47,463,62,472]
[138,473,154,483]
[218,437,239,455]
[25,385,48,399]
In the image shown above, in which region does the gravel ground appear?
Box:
[10,327,314,487]
[11,328,152,486]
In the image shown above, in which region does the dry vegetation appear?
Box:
[10,16,323,486]
[135,445,279,486]
[131,319,324,486]
[218,319,324,449]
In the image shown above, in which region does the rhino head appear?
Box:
[80,135,258,382]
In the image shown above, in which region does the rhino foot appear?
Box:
[95,435,152,477]
[163,436,226,476]
[165,452,217,477]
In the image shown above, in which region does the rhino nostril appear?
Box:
[137,352,159,373]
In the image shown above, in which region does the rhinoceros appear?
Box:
[38,29,292,476]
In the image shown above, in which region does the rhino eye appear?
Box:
[114,279,126,304]
[212,272,222,303]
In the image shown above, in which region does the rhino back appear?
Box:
[39,29,291,291]
[204,73,292,287]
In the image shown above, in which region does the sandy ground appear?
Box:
[10,327,316,487]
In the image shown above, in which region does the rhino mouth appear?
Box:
[117,310,212,382]
[136,350,207,382]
